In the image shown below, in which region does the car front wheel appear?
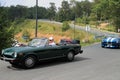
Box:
[66,51,74,61]
[22,56,36,69]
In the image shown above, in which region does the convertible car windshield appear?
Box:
[28,38,48,47]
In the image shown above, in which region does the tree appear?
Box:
[38,7,48,19]
[47,2,56,20]
[109,0,120,31]
[27,6,48,19]
[93,0,120,32]
[56,1,74,22]
[0,6,14,54]
[8,5,28,21]
[80,0,92,18]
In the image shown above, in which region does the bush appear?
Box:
[62,21,70,32]
[13,18,25,25]
[0,27,14,54]
[76,18,82,23]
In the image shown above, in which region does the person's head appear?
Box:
[49,37,54,42]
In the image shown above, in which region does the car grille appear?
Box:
[3,55,14,58]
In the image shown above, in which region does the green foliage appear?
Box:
[1,0,120,32]
[0,7,14,54]
[47,2,56,20]
[11,19,29,34]
[109,0,120,31]
[92,0,120,32]
[80,0,92,17]
[62,21,70,32]
[56,1,74,22]
[13,18,25,25]
[38,25,41,28]
[0,27,14,52]
[76,18,82,23]
[7,5,28,21]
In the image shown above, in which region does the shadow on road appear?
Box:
[7,57,90,70]
[35,57,90,69]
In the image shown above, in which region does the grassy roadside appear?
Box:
[12,19,101,46]
[75,20,116,33]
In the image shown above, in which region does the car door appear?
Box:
[37,45,64,60]
[43,45,64,58]
[47,45,69,57]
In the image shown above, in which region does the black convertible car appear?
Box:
[1,38,83,69]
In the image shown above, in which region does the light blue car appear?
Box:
[101,34,120,48]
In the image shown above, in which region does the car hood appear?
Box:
[102,37,118,42]
[3,46,41,53]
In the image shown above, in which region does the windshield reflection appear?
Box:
[28,38,48,47]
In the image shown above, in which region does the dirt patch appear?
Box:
[97,23,109,29]
[15,32,71,43]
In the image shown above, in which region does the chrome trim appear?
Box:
[39,55,65,61]
[1,50,4,55]
[14,52,17,58]
[1,57,15,61]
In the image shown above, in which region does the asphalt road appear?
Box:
[0,43,120,80]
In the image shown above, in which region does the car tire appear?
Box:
[66,51,74,61]
[22,55,36,69]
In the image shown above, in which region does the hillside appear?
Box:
[13,19,95,45]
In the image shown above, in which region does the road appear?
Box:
[70,24,118,36]
[0,43,120,80]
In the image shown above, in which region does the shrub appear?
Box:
[62,21,70,32]
[0,27,14,54]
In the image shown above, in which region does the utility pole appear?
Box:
[73,2,76,40]
[74,21,75,39]
[35,0,38,37]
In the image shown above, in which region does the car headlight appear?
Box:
[13,52,17,58]
[1,50,4,55]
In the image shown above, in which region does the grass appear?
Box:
[12,19,100,46]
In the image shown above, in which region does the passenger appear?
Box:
[49,37,56,46]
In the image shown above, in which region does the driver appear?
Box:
[49,37,56,46]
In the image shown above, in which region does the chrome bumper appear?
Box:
[0,57,15,61]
